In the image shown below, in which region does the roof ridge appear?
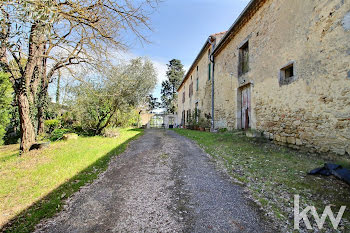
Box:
[211,31,227,37]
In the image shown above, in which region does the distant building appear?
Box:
[140,109,177,129]
[177,0,350,155]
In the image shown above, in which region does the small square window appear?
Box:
[279,62,296,86]
[285,66,293,77]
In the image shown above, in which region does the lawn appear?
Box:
[173,129,350,232]
[0,128,143,233]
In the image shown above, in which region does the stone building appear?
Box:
[177,32,226,126]
[177,0,350,155]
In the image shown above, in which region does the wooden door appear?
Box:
[241,86,251,129]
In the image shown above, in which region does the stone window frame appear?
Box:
[279,61,297,86]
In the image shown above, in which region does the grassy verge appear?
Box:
[173,129,350,231]
[0,128,143,233]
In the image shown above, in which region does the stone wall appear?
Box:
[140,112,154,128]
[177,44,213,125]
[213,0,350,155]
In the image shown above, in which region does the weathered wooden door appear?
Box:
[241,86,251,129]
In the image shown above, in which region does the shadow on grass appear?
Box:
[0,153,18,162]
[0,129,144,233]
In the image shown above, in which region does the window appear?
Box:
[189,82,193,97]
[182,110,185,125]
[182,91,185,103]
[279,62,296,86]
[208,63,211,80]
[186,110,191,123]
[238,41,249,76]
[196,78,199,91]
[285,66,293,77]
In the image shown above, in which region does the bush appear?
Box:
[198,117,211,128]
[102,127,120,138]
[0,72,13,145]
[218,128,228,133]
[50,128,71,141]
[44,119,61,133]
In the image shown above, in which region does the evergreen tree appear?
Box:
[161,59,185,113]
[147,94,160,111]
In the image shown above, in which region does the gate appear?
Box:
[150,115,164,128]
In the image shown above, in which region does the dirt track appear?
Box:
[35,129,272,233]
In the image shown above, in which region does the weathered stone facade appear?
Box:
[177,32,225,125]
[212,0,350,155]
[178,0,350,156]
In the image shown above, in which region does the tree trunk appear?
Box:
[18,23,44,150]
[96,109,117,135]
[37,106,45,135]
[56,70,61,104]
[37,47,48,135]
[18,90,36,152]
[37,88,47,135]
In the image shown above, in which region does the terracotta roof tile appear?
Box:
[210,31,227,37]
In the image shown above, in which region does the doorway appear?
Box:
[238,85,251,130]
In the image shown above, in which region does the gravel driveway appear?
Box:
[35,129,273,233]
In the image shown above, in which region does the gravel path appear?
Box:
[35,129,273,233]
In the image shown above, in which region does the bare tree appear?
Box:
[0,0,157,152]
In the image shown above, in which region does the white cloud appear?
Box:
[151,59,168,85]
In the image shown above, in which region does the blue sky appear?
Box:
[127,0,251,99]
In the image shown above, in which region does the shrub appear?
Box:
[218,128,228,133]
[102,127,120,138]
[44,119,61,133]
[198,117,211,128]
[50,128,71,141]
[0,72,13,145]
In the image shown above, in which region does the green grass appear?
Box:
[0,128,143,233]
[173,129,350,231]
